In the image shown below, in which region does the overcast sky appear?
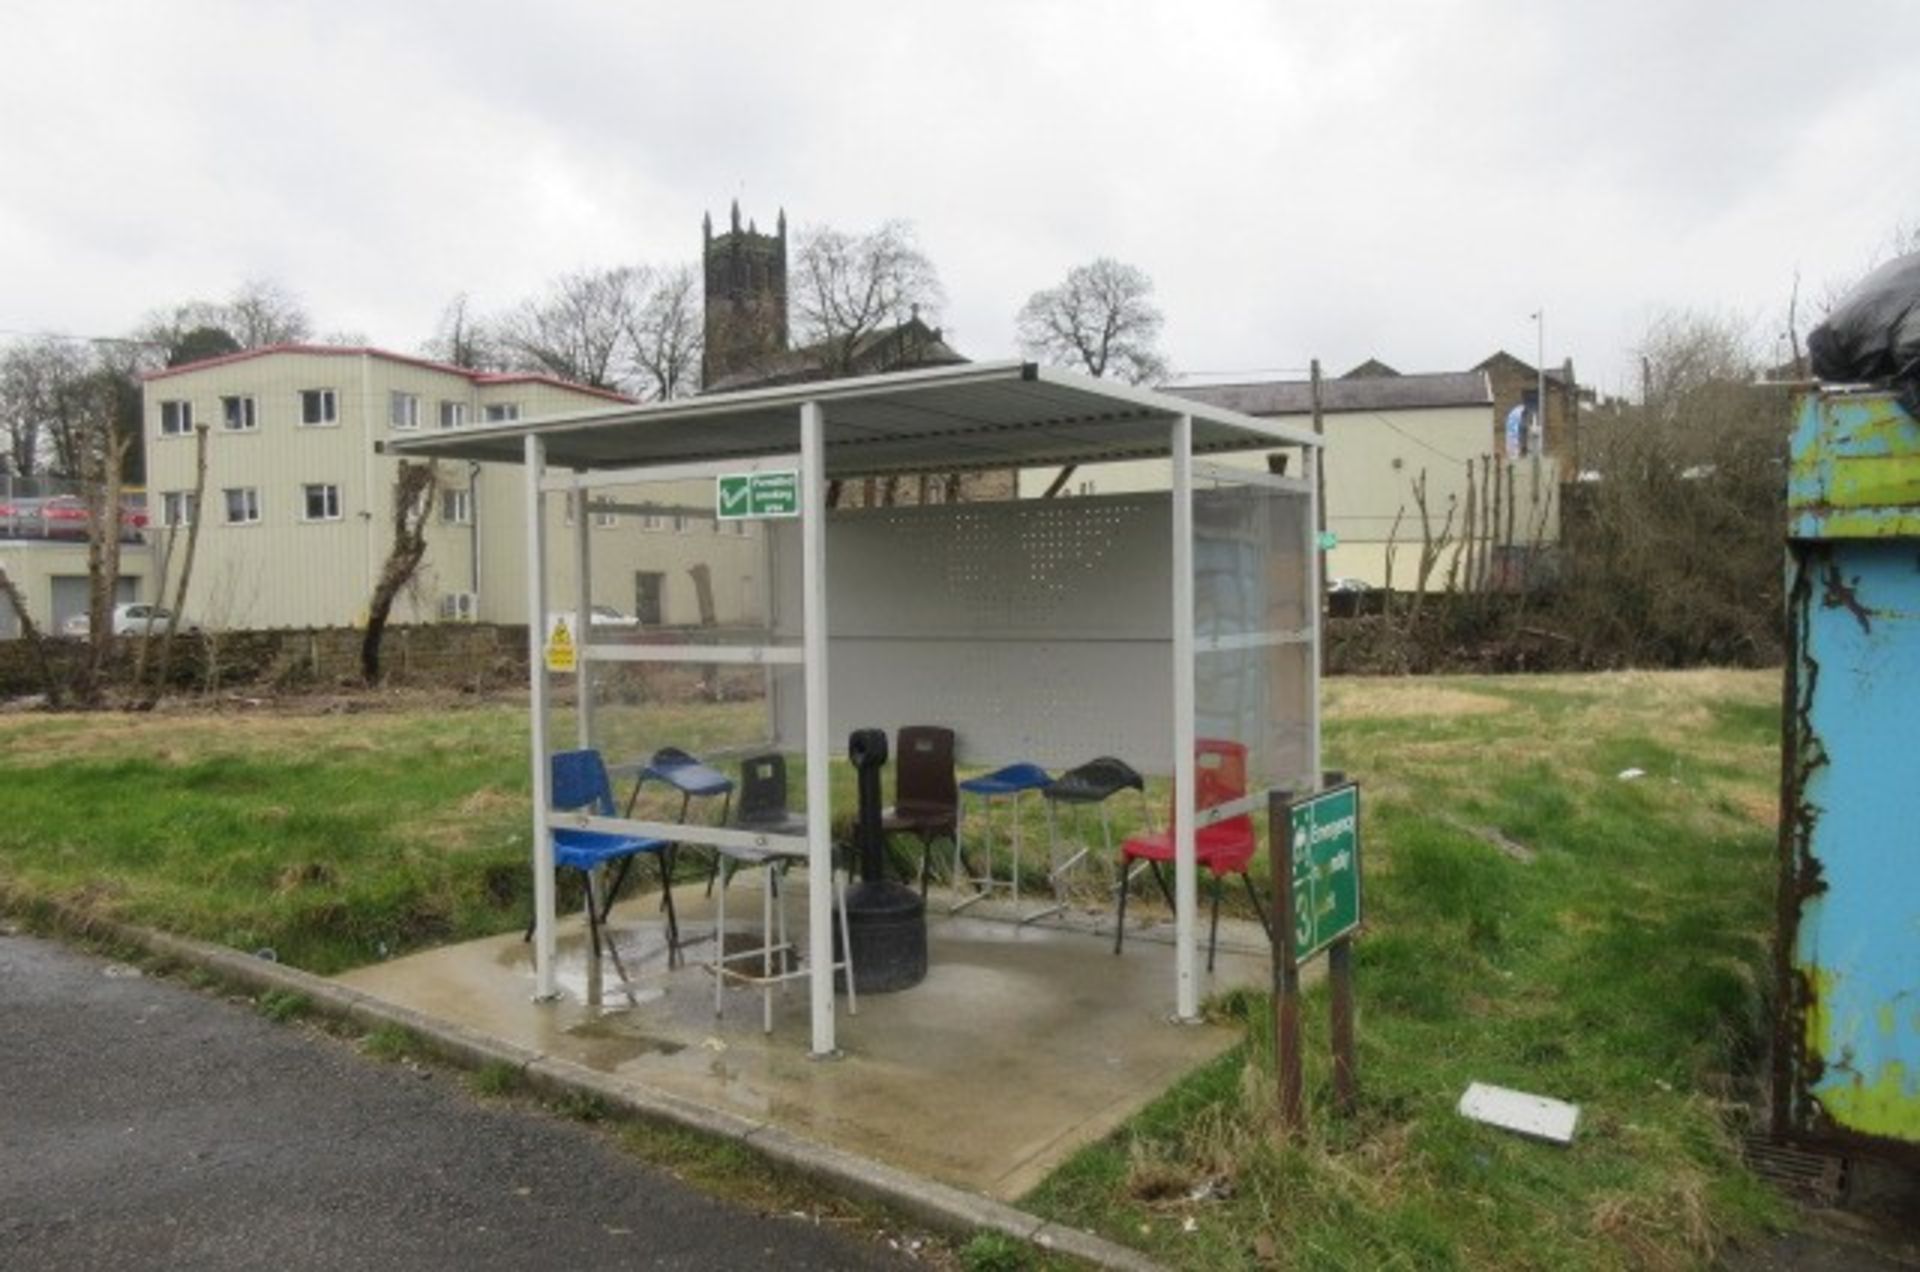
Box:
[3,1,1916,395]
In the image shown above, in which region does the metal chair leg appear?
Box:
[1240,872,1273,943]
[657,850,681,968]
[1114,856,1131,955]
[1208,873,1222,974]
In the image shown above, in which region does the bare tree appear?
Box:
[75,374,133,702]
[145,422,210,695]
[0,338,93,476]
[790,221,944,375]
[1016,257,1169,386]
[1018,258,1170,497]
[226,277,314,348]
[625,265,703,400]
[136,277,313,366]
[497,267,645,391]
[423,293,505,371]
[361,461,440,685]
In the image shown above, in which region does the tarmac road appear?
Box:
[0,933,909,1271]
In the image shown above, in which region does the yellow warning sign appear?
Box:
[544,617,577,673]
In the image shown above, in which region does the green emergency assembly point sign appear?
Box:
[717,470,799,520]
[1290,784,1361,962]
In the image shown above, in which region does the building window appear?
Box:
[634,572,664,626]
[300,388,338,426]
[223,487,261,525]
[641,512,663,532]
[593,507,617,528]
[302,483,342,522]
[438,401,468,430]
[440,488,471,525]
[483,403,520,423]
[389,392,420,430]
[160,491,197,527]
[672,513,687,533]
[160,400,193,436]
[220,396,256,432]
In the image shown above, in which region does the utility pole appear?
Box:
[1535,309,1547,457]
[1310,358,1328,674]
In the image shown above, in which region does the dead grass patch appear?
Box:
[1326,680,1511,720]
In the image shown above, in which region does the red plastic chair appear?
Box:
[1114,739,1272,970]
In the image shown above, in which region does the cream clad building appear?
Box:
[1016,371,1558,588]
[142,347,766,630]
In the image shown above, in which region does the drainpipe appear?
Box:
[468,460,481,599]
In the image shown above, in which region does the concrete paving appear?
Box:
[0,932,908,1271]
[335,881,1272,1201]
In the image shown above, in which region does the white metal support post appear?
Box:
[799,400,836,1057]
[572,484,593,750]
[525,436,559,1001]
[1171,413,1200,1022]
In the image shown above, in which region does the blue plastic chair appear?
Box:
[631,746,737,897]
[952,762,1053,916]
[532,749,678,970]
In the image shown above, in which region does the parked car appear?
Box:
[546,605,640,631]
[63,603,198,638]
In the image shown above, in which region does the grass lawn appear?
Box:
[0,670,1789,1266]
[1024,669,1786,1269]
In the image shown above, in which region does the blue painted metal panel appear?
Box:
[1778,389,1920,1156]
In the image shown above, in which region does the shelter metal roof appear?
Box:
[384,361,1318,478]
[1168,370,1493,417]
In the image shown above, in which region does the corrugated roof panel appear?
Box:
[385,361,1318,478]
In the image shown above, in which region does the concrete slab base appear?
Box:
[335,880,1270,1201]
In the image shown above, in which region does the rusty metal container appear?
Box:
[1774,387,1920,1158]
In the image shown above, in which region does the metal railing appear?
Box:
[0,474,147,544]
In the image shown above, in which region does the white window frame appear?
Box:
[223,486,261,526]
[299,388,338,427]
[389,391,420,431]
[440,488,472,525]
[483,402,520,423]
[438,400,468,430]
[301,483,343,523]
[160,490,197,528]
[160,400,193,437]
[592,505,617,529]
[220,395,256,432]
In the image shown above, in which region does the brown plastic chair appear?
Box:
[881,725,958,896]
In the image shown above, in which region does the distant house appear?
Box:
[1473,351,1590,461]
[704,315,965,394]
[139,346,766,630]
[1019,370,1559,589]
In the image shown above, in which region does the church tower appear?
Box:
[702,202,788,387]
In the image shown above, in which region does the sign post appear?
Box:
[1268,776,1362,1135]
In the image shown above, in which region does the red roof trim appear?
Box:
[141,344,636,403]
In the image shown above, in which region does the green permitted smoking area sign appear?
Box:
[716,470,800,521]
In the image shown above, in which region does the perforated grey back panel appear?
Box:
[773,494,1176,773]
[770,487,1315,782]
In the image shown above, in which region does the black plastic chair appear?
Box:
[881,726,959,897]
[1040,756,1152,916]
